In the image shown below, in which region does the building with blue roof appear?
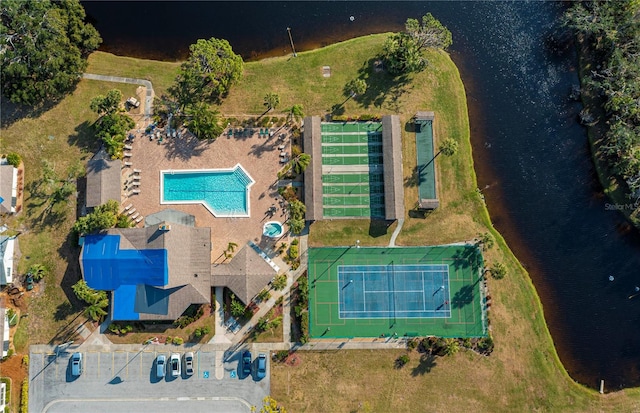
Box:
[80,221,211,321]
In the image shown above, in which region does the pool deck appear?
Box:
[121,127,290,263]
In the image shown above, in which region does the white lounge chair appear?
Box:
[124,144,132,150]
[131,189,140,194]
[133,168,141,174]
[278,145,285,150]
[132,181,140,187]
[123,204,132,211]
[124,161,133,167]
[123,152,133,158]
[127,208,137,215]
[131,212,140,219]
[135,216,143,223]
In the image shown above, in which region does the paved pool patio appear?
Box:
[121,127,290,262]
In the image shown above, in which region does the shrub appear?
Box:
[165,336,172,344]
[257,288,271,302]
[300,312,309,342]
[172,336,184,345]
[22,354,29,366]
[108,323,120,334]
[272,274,287,291]
[462,338,473,349]
[274,350,289,363]
[407,338,418,351]
[291,238,299,246]
[490,262,507,279]
[288,244,299,260]
[230,295,246,318]
[269,316,282,328]
[291,259,300,270]
[478,335,494,354]
[20,379,28,413]
[7,308,18,327]
[194,326,212,338]
[332,114,349,122]
[6,152,21,167]
[395,354,410,368]
[256,316,269,332]
[27,263,48,281]
[175,315,195,328]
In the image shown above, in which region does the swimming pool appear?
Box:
[263,221,284,238]
[160,164,255,217]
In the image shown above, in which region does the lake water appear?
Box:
[83,1,640,389]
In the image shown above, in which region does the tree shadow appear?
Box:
[0,94,60,128]
[369,220,393,238]
[67,120,99,153]
[330,103,345,116]
[452,285,474,309]
[355,58,411,110]
[451,245,483,270]
[163,132,208,161]
[411,353,437,376]
[54,301,76,322]
[408,209,433,219]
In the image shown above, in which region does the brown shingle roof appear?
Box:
[86,149,122,208]
[382,115,405,220]
[104,222,211,319]
[303,116,323,221]
[211,244,276,305]
[0,164,15,214]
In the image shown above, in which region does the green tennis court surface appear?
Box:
[416,120,436,200]
[308,245,487,338]
[320,122,385,218]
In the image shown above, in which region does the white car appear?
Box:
[126,97,140,108]
[170,353,181,377]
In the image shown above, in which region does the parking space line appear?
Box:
[126,352,129,378]
[98,352,101,377]
[140,351,143,377]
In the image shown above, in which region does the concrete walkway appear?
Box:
[389,218,404,247]
[82,73,154,119]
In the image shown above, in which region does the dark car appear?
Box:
[241,351,252,377]
[71,352,83,377]
[184,352,194,376]
[256,353,267,380]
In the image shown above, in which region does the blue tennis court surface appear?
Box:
[338,264,450,319]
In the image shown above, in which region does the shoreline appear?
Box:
[574,34,640,230]
[5,33,640,408]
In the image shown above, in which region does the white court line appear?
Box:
[363,289,424,294]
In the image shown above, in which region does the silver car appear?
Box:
[184,352,194,376]
[156,354,166,379]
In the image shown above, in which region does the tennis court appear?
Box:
[320,121,385,218]
[308,245,487,338]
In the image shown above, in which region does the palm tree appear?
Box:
[227,242,238,253]
[85,297,109,322]
[344,78,367,99]
[291,153,311,174]
[263,92,280,112]
[438,138,459,157]
[28,264,48,281]
[284,104,304,125]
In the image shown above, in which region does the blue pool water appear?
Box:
[161,166,254,216]
[263,221,284,238]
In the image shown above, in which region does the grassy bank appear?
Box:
[2,33,640,411]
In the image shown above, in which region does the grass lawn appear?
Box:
[2,33,640,411]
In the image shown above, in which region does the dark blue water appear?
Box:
[83,1,640,389]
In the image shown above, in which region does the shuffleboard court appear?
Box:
[308,245,487,338]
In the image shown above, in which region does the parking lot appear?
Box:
[29,345,269,413]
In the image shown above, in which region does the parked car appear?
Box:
[256,353,267,380]
[241,350,252,377]
[170,353,181,377]
[156,354,166,379]
[71,352,83,377]
[184,352,194,376]
[126,97,140,108]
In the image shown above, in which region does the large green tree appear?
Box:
[90,89,135,159]
[185,102,224,140]
[173,37,243,107]
[0,0,101,106]
[382,13,452,75]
